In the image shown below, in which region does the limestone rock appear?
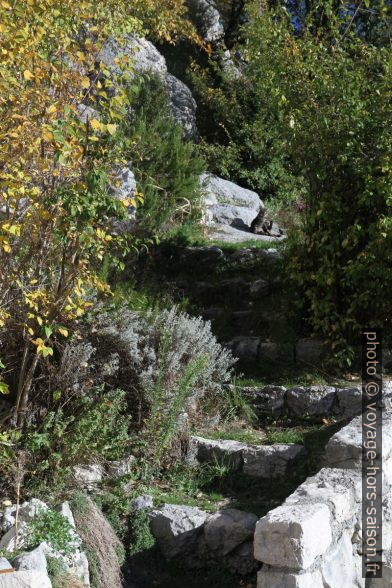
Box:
[257,568,324,588]
[286,386,337,419]
[325,415,362,469]
[98,36,167,78]
[242,385,287,418]
[166,74,198,140]
[131,495,154,511]
[187,0,225,42]
[254,502,332,569]
[335,386,362,419]
[73,464,104,487]
[204,509,258,555]
[0,557,12,571]
[187,436,244,470]
[201,173,263,230]
[57,502,76,528]
[0,571,52,588]
[178,246,225,266]
[285,468,361,525]
[229,247,281,264]
[0,499,48,534]
[242,444,306,478]
[12,546,47,574]
[149,504,209,559]
[320,532,356,588]
[106,455,136,479]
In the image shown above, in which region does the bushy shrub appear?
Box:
[27,509,78,556]
[59,306,236,465]
[24,387,130,493]
[239,2,392,357]
[113,74,205,236]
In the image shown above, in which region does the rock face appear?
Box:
[201,173,263,230]
[187,0,225,42]
[167,74,198,140]
[98,36,168,78]
[97,36,198,139]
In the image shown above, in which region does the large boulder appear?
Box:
[201,173,263,229]
[187,0,225,42]
[98,37,198,139]
[167,74,198,140]
[98,36,168,78]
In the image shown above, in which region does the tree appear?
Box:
[0,0,195,424]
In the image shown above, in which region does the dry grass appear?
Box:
[72,495,123,588]
[54,572,86,588]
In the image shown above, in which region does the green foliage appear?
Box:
[24,387,130,494]
[129,509,155,555]
[27,509,78,555]
[189,50,306,211]
[116,74,205,236]
[244,4,392,356]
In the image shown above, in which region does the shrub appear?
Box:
[24,387,130,494]
[59,306,236,467]
[189,50,306,212]
[129,509,155,555]
[116,74,205,236]
[241,2,392,356]
[27,509,78,555]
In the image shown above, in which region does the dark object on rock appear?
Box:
[250,209,283,237]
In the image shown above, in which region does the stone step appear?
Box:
[186,436,306,479]
[227,336,328,365]
[174,276,273,306]
[240,384,363,422]
[149,503,258,575]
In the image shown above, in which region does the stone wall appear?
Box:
[254,409,392,587]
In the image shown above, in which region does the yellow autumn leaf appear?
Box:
[90,118,101,131]
[81,77,90,89]
[23,70,34,81]
[106,123,117,135]
[47,104,57,114]
[58,327,69,337]
[1,1,11,9]
[36,316,43,326]
[42,130,53,141]
[3,243,11,253]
